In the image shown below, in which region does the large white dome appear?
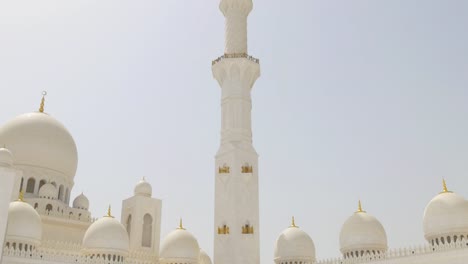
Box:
[82,215,129,256]
[0,147,14,167]
[339,204,387,258]
[160,225,200,261]
[0,112,78,179]
[423,187,468,243]
[274,220,315,263]
[6,200,42,246]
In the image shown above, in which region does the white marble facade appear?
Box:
[1,1,467,264]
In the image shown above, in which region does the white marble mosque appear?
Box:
[0,1,467,264]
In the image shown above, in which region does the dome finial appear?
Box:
[356,200,366,213]
[18,190,24,202]
[178,218,185,230]
[290,216,298,228]
[38,91,47,113]
[441,179,452,193]
[106,205,114,218]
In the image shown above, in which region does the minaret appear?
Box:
[212,0,260,264]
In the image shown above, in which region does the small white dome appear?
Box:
[274,220,315,262]
[0,147,14,167]
[73,193,89,210]
[199,249,212,264]
[6,200,42,246]
[0,112,78,179]
[82,215,129,256]
[339,204,387,257]
[134,178,152,197]
[423,188,468,242]
[38,183,58,199]
[160,225,200,261]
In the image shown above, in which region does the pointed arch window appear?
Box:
[142,214,153,247]
[26,178,36,193]
[39,180,46,190]
[58,185,64,201]
[126,215,132,236]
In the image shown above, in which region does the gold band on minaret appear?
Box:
[39,91,47,113]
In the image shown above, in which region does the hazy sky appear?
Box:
[1,0,468,262]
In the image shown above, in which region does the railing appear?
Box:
[317,240,468,264]
[212,53,260,65]
[2,240,157,264]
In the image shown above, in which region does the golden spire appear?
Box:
[105,205,114,217]
[356,200,366,213]
[290,216,298,228]
[18,191,24,202]
[177,218,185,230]
[38,91,47,113]
[441,179,452,193]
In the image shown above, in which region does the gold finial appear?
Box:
[18,191,24,202]
[106,205,113,217]
[38,91,47,113]
[177,218,185,230]
[356,200,366,213]
[290,216,298,228]
[441,179,452,193]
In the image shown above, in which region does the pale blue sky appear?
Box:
[1,0,468,262]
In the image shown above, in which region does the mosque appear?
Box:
[1,1,468,264]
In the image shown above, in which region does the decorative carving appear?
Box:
[241,164,253,173]
[241,224,254,234]
[218,224,230,235]
[219,164,230,174]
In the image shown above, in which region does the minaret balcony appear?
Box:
[212,53,259,66]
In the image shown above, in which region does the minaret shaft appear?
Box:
[212,1,260,264]
[224,11,248,54]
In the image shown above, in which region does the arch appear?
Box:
[447,236,451,244]
[58,185,64,201]
[46,204,52,212]
[26,178,36,193]
[39,180,46,190]
[142,214,153,247]
[34,203,38,209]
[126,215,132,236]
